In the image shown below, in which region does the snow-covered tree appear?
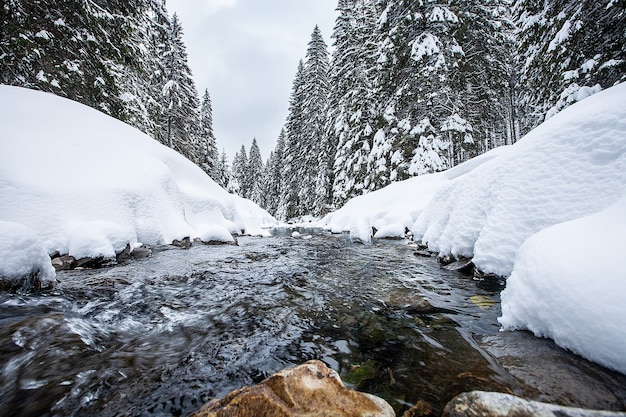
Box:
[247,138,265,205]
[300,26,331,215]
[230,145,248,197]
[264,129,286,217]
[329,0,380,206]
[160,13,201,163]
[0,0,139,119]
[199,89,219,178]
[514,0,626,133]
[278,60,306,220]
[214,149,231,189]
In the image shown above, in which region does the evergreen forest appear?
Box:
[2,0,625,220]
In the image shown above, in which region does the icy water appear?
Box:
[1,228,625,417]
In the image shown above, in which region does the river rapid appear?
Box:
[1,228,625,416]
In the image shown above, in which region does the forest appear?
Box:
[1,0,625,219]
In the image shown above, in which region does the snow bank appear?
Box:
[0,221,56,289]
[0,86,275,279]
[414,81,626,276]
[499,197,626,374]
[319,146,508,243]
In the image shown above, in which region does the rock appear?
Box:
[172,236,192,249]
[443,391,626,417]
[74,256,114,269]
[191,360,395,417]
[402,400,433,417]
[130,246,152,259]
[441,258,474,273]
[51,255,75,271]
[414,250,432,257]
[116,244,132,263]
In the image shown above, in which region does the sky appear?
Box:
[165,0,339,161]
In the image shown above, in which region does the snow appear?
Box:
[0,221,56,288]
[319,146,507,243]
[0,86,275,283]
[415,81,625,276]
[499,196,626,374]
[321,81,626,373]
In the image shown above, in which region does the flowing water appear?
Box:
[1,228,625,417]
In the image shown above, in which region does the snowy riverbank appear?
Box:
[0,86,275,289]
[320,81,626,374]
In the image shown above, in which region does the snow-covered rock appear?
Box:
[0,86,275,284]
[0,221,56,290]
[499,196,626,374]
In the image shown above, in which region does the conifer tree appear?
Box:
[278,60,306,220]
[264,129,286,217]
[329,0,380,206]
[214,149,231,189]
[247,138,265,206]
[199,89,219,178]
[300,26,331,215]
[160,13,201,163]
[231,145,248,197]
[514,0,626,133]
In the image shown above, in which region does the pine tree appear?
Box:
[300,26,331,216]
[214,149,232,189]
[247,138,265,206]
[279,60,306,220]
[0,0,141,119]
[514,0,626,133]
[160,13,201,163]
[231,145,248,197]
[199,89,219,178]
[329,0,380,206]
[264,129,286,217]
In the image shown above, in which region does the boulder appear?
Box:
[443,391,626,417]
[192,360,395,417]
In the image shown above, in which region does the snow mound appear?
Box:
[499,196,626,374]
[0,86,275,274]
[319,146,508,243]
[413,81,626,276]
[0,221,56,289]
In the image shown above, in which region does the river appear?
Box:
[1,228,625,416]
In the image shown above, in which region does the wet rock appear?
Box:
[441,258,474,273]
[51,255,75,271]
[443,391,626,417]
[74,256,114,269]
[414,250,433,257]
[192,360,395,417]
[116,244,132,263]
[130,246,152,259]
[472,270,506,291]
[402,400,433,417]
[172,236,192,249]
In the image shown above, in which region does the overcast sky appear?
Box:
[165,0,338,161]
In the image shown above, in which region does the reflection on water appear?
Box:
[1,228,625,417]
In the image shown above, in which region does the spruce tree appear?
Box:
[264,129,286,217]
[160,13,201,163]
[300,26,331,216]
[514,0,626,133]
[199,89,219,178]
[247,138,265,206]
[279,60,306,220]
[231,145,248,197]
[329,0,379,206]
[214,149,232,189]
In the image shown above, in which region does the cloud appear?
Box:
[203,0,237,15]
